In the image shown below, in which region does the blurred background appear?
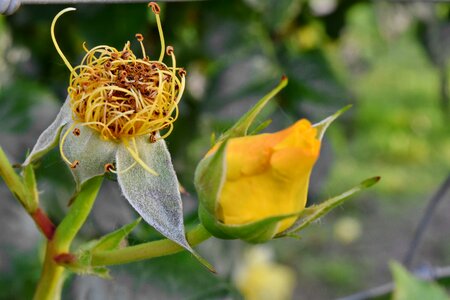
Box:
[0,0,449,299]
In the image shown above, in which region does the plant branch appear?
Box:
[90,223,212,266]
[403,173,450,268]
[337,265,450,300]
[0,146,55,239]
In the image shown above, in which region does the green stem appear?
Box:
[33,242,65,300]
[34,176,103,300]
[0,146,32,211]
[91,224,212,266]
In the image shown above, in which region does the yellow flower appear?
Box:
[194,78,370,243]
[22,3,198,257]
[234,246,296,300]
[217,119,320,233]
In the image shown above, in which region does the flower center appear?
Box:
[68,43,184,140]
[51,3,185,141]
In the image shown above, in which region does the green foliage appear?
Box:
[391,262,449,300]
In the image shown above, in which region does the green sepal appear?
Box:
[199,203,299,243]
[313,105,352,141]
[278,176,380,237]
[194,139,229,215]
[63,218,142,279]
[248,119,272,135]
[59,253,111,279]
[218,76,288,142]
[91,218,141,253]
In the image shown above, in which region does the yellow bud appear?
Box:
[215,119,320,233]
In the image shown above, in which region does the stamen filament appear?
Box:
[59,123,77,166]
[122,138,158,176]
[149,2,165,62]
[51,7,76,75]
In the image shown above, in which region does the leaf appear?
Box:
[60,123,117,190]
[116,136,213,271]
[218,77,288,142]
[279,177,380,236]
[313,105,352,141]
[22,96,72,166]
[91,218,142,253]
[391,262,449,300]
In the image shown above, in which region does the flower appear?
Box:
[195,78,357,243]
[22,3,196,255]
[216,119,320,233]
[234,246,296,300]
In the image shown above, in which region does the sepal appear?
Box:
[22,97,72,166]
[218,76,287,142]
[313,105,351,141]
[278,177,380,237]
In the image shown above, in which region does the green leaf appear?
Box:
[218,76,288,142]
[91,218,142,253]
[391,262,449,300]
[313,105,352,141]
[279,176,380,236]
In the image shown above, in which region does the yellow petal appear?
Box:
[217,119,320,233]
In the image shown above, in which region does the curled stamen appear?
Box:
[70,160,80,169]
[104,163,115,172]
[135,33,147,59]
[166,46,174,56]
[51,7,76,75]
[135,33,144,42]
[148,2,165,61]
[148,2,161,14]
[178,68,186,77]
[149,132,157,143]
[72,128,81,136]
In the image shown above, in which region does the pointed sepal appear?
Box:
[23,97,72,166]
[116,136,199,257]
[218,76,288,142]
[91,218,141,253]
[60,124,117,189]
[313,105,352,141]
[278,177,380,237]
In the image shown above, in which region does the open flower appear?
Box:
[23,3,196,255]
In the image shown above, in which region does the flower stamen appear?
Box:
[122,138,158,176]
[51,7,76,76]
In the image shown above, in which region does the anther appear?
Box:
[72,128,81,136]
[135,33,144,42]
[149,2,161,14]
[149,132,157,143]
[70,160,80,169]
[166,46,174,56]
[178,68,187,77]
[104,163,115,173]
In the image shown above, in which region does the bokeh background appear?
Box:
[1,0,449,299]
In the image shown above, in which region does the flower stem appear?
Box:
[34,176,103,300]
[90,224,212,266]
[33,242,65,300]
